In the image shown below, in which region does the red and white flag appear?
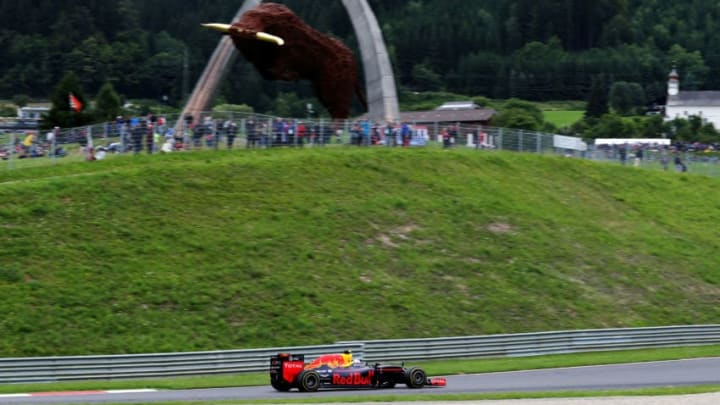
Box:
[69,93,83,112]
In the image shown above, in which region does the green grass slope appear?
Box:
[1,149,719,356]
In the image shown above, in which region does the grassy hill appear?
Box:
[1,148,719,357]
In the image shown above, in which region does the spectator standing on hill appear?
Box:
[272,118,283,146]
[145,123,154,154]
[286,120,296,146]
[361,119,371,146]
[449,125,458,147]
[47,127,58,144]
[246,117,257,148]
[153,127,162,153]
[131,120,146,154]
[400,122,411,147]
[441,127,451,148]
[192,121,203,148]
[634,145,643,167]
[674,154,687,172]
[659,146,669,171]
[296,121,306,147]
[350,122,361,145]
[618,144,628,165]
[226,120,238,149]
[384,122,395,147]
[116,116,125,141]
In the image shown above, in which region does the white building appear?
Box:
[17,106,49,120]
[665,68,720,129]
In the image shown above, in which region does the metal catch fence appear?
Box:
[1,325,718,383]
[2,111,717,176]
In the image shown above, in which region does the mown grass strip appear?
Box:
[1,346,717,394]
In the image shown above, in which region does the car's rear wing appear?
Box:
[270,353,305,387]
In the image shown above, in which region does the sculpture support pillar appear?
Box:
[180,0,399,123]
[341,0,400,123]
[178,0,261,126]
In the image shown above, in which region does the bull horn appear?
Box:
[202,23,284,46]
[202,23,232,34]
[256,32,285,46]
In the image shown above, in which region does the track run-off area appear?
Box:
[1,358,719,404]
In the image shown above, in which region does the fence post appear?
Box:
[343,120,350,144]
[213,119,219,151]
[537,132,542,154]
[240,118,246,148]
[51,128,57,164]
[519,130,523,152]
[183,118,189,151]
[498,128,503,151]
[8,132,14,170]
[88,126,95,160]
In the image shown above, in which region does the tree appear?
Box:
[609,81,645,115]
[501,99,544,123]
[94,82,122,122]
[12,94,30,108]
[492,99,545,130]
[587,113,637,139]
[491,108,541,130]
[636,115,666,138]
[667,116,719,143]
[585,75,609,119]
[411,63,444,92]
[667,44,709,90]
[41,72,93,129]
[212,104,254,114]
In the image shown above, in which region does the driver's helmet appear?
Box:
[351,359,363,367]
[341,350,353,366]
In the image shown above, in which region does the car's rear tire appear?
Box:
[405,367,426,388]
[378,381,396,388]
[271,380,291,391]
[298,370,321,392]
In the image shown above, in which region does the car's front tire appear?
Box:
[298,370,321,392]
[405,367,426,388]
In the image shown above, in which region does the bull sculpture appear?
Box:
[204,3,367,119]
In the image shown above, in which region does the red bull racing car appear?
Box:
[270,352,447,392]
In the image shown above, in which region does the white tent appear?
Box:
[594,138,671,146]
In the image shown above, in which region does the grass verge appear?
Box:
[2,346,718,394]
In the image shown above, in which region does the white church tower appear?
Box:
[668,67,680,96]
[665,65,720,129]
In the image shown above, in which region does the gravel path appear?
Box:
[322,393,720,405]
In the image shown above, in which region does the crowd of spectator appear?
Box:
[1,113,477,162]
[0,127,66,160]
[594,141,720,172]
[4,113,719,176]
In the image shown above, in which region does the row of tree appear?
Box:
[3,0,720,142]
[2,0,720,106]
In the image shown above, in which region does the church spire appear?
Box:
[668,67,680,96]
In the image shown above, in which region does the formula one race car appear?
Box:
[270,352,446,392]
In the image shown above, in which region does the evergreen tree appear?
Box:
[42,72,93,129]
[609,81,646,115]
[2,0,720,116]
[411,63,444,92]
[95,82,122,122]
[12,94,29,108]
[585,74,609,119]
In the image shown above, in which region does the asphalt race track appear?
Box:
[2,358,719,404]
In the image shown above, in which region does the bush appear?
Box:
[0,104,16,117]
[609,81,646,116]
[0,268,22,283]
